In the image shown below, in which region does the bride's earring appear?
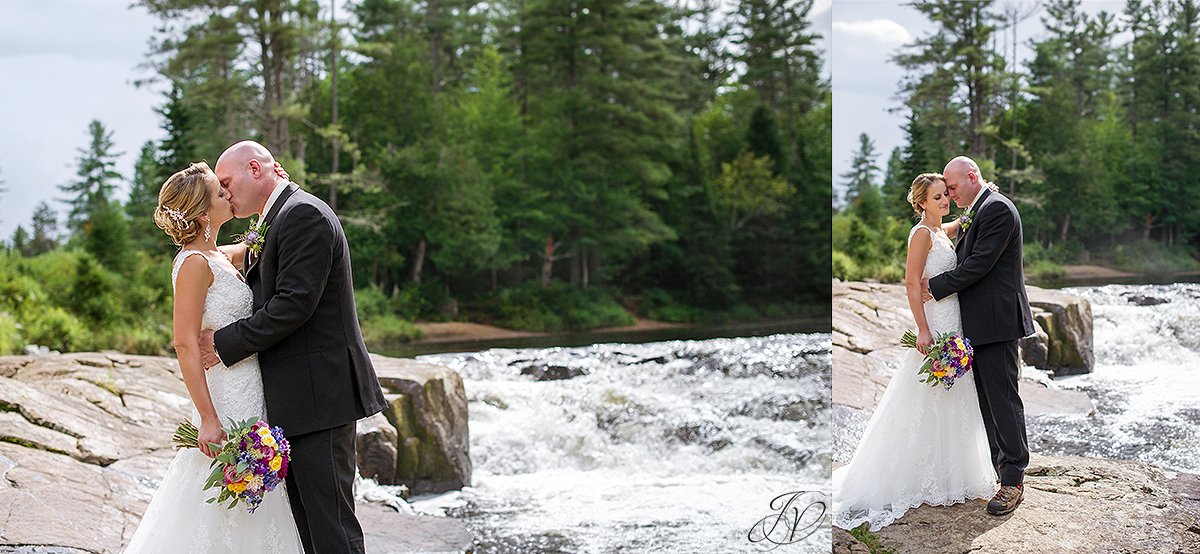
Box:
[204,219,212,242]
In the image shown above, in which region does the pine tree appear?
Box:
[28,202,58,256]
[156,83,195,177]
[841,133,883,226]
[10,226,28,256]
[128,141,167,251]
[882,147,912,219]
[895,0,1008,160]
[60,120,129,270]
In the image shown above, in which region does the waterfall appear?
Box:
[415,333,832,553]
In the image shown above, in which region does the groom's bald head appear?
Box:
[214,141,282,218]
[943,156,984,209]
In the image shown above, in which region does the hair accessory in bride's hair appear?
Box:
[160,205,188,225]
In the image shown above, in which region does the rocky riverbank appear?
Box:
[832,280,1200,551]
[0,351,473,553]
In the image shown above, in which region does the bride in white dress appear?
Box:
[832,173,996,531]
[123,162,303,552]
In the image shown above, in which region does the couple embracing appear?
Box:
[123,141,388,553]
[833,156,1036,531]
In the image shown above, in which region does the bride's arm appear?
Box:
[218,243,248,270]
[173,256,226,458]
[904,229,935,354]
[943,219,962,240]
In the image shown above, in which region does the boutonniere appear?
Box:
[958,210,975,234]
[234,217,269,255]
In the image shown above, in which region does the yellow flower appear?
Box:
[262,435,277,448]
[270,456,282,472]
[229,482,247,493]
[959,356,968,367]
[257,427,271,438]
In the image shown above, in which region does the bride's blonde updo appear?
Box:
[154,162,215,246]
[906,173,944,216]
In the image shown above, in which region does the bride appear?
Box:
[123,162,303,552]
[832,173,996,531]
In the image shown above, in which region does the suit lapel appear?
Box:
[957,187,992,257]
[245,183,300,277]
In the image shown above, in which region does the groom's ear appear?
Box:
[248,159,263,178]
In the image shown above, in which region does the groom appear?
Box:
[198,141,388,552]
[921,156,1035,516]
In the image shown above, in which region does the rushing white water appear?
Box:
[1025,284,1200,471]
[414,333,832,553]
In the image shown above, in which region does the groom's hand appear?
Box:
[920,278,933,302]
[198,330,222,370]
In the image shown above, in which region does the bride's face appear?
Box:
[205,174,234,227]
[922,180,951,219]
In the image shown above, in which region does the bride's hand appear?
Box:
[916,329,933,355]
[198,418,227,459]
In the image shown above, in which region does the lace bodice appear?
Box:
[170,250,266,425]
[908,225,961,336]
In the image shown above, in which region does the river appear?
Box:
[393,332,831,553]
[1025,283,1200,472]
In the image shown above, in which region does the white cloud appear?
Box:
[811,0,833,18]
[832,19,912,47]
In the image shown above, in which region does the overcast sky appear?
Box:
[831,0,1123,204]
[0,1,828,239]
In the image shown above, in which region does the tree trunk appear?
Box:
[581,245,589,288]
[329,0,339,211]
[1059,212,1071,243]
[411,237,426,284]
[541,234,555,288]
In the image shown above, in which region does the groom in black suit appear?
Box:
[199,141,388,553]
[922,156,1035,516]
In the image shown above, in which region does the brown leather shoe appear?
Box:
[987,484,1023,515]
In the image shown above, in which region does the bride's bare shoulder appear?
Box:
[173,252,214,293]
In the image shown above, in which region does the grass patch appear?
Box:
[1024,259,1065,282]
[0,436,70,456]
[849,525,895,554]
[361,315,424,347]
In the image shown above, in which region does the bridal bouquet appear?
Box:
[172,418,291,513]
[900,330,974,390]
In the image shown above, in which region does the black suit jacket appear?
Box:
[214,183,387,437]
[928,188,1035,346]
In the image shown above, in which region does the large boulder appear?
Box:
[371,355,472,494]
[356,412,400,485]
[1026,286,1095,375]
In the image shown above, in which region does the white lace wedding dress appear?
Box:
[123,250,304,553]
[832,225,996,531]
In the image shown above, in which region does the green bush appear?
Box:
[832,250,859,281]
[490,282,635,331]
[0,312,21,355]
[361,314,424,346]
[0,249,172,355]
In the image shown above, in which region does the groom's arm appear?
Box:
[213,203,335,366]
[928,203,1017,300]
